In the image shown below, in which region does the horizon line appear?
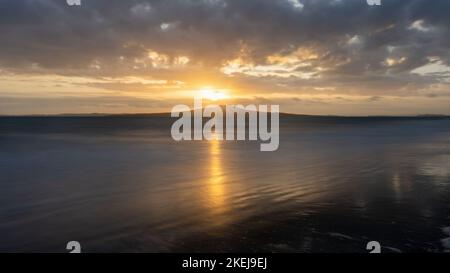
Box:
[1,112,450,119]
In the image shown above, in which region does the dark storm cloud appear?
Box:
[0,0,449,95]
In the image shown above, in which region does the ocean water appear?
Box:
[0,116,449,253]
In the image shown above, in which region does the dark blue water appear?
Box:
[0,116,449,253]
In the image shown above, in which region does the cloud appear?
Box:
[0,0,450,114]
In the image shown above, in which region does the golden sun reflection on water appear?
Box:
[206,137,228,221]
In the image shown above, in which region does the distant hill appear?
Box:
[1,111,450,119]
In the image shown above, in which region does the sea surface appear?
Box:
[0,116,450,253]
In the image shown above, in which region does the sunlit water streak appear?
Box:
[205,138,227,221]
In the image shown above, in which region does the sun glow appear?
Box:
[200,87,231,101]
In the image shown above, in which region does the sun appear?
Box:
[200,87,230,101]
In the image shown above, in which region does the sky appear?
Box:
[1,0,450,116]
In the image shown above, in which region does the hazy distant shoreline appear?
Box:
[1,113,450,119]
